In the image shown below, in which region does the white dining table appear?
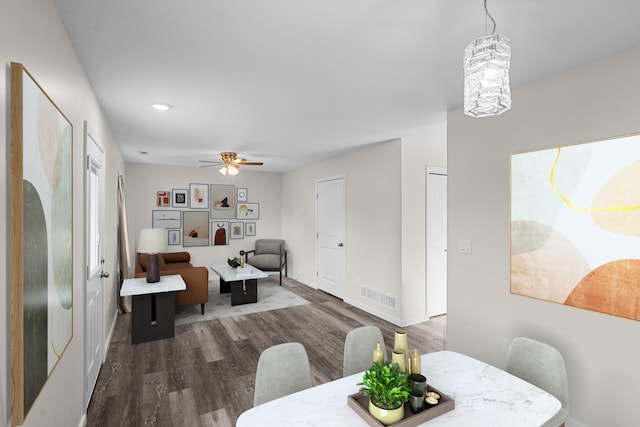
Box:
[236,350,561,427]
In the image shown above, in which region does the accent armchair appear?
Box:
[245,239,287,285]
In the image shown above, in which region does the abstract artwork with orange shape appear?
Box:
[510,134,640,321]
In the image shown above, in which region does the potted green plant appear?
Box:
[358,361,410,425]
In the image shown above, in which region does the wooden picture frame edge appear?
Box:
[10,61,26,427]
[10,62,74,426]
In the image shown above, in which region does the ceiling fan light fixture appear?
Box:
[227,164,239,175]
[463,0,511,118]
[219,165,228,175]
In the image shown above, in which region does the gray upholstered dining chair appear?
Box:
[343,325,386,376]
[245,239,287,285]
[253,342,313,407]
[505,337,569,427]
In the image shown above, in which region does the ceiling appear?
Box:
[52,0,640,172]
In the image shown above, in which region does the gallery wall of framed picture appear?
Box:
[152,183,260,246]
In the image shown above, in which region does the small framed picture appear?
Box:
[172,188,188,208]
[210,184,235,219]
[157,191,170,207]
[211,221,229,246]
[236,202,259,219]
[237,187,248,202]
[168,229,181,246]
[189,183,209,209]
[245,222,256,236]
[152,210,181,229]
[230,222,244,239]
[183,211,210,247]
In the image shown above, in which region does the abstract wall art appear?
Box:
[183,211,210,247]
[210,184,235,219]
[10,63,74,425]
[510,133,640,321]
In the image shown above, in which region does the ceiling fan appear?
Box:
[199,151,264,175]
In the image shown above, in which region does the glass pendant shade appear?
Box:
[463,33,511,118]
[219,164,239,175]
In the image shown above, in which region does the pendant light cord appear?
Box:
[484,0,497,35]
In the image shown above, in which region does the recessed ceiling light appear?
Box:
[152,103,173,111]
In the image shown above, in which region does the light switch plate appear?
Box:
[458,239,472,254]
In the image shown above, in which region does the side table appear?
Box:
[210,265,268,305]
[120,274,186,344]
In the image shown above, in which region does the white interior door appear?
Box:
[316,177,346,299]
[426,167,447,317]
[84,123,106,409]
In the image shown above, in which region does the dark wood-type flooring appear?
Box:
[86,277,446,426]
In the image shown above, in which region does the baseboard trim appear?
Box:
[343,297,405,327]
[291,276,420,327]
[104,308,118,362]
[289,275,317,289]
[566,417,589,427]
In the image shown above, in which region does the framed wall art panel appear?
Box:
[210,184,235,219]
[10,62,74,426]
[168,229,181,246]
[230,222,244,239]
[245,222,256,236]
[211,221,230,246]
[236,202,259,219]
[510,133,640,321]
[152,210,181,229]
[189,183,209,209]
[183,211,210,247]
[171,188,188,208]
[157,191,170,207]
[237,187,247,202]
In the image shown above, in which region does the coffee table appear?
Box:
[210,265,268,305]
[120,274,186,344]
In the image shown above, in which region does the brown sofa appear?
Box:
[135,251,208,314]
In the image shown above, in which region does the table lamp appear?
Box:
[138,228,168,283]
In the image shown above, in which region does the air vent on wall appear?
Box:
[360,286,396,310]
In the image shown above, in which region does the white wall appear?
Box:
[124,164,282,273]
[447,46,640,426]
[1,1,125,426]
[281,130,447,325]
[400,120,447,324]
[282,140,403,322]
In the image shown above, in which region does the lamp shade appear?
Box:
[137,228,167,254]
[463,33,511,118]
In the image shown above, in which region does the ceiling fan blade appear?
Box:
[237,161,263,166]
[199,160,223,164]
[199,164,221,168]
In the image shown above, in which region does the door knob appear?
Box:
[100,271,110,278]
[338,243,344,247]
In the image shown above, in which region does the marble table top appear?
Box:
[236,350,561,427]
[210,264,268,281]
[120,274,186,297]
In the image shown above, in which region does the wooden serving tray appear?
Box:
[347,385,455,427]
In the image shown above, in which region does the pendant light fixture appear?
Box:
[219,163,239,176]
[463,0,511,118]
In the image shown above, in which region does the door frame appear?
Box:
[84,122,106,409]
[426,166,447,318]
[315,175,346,299]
